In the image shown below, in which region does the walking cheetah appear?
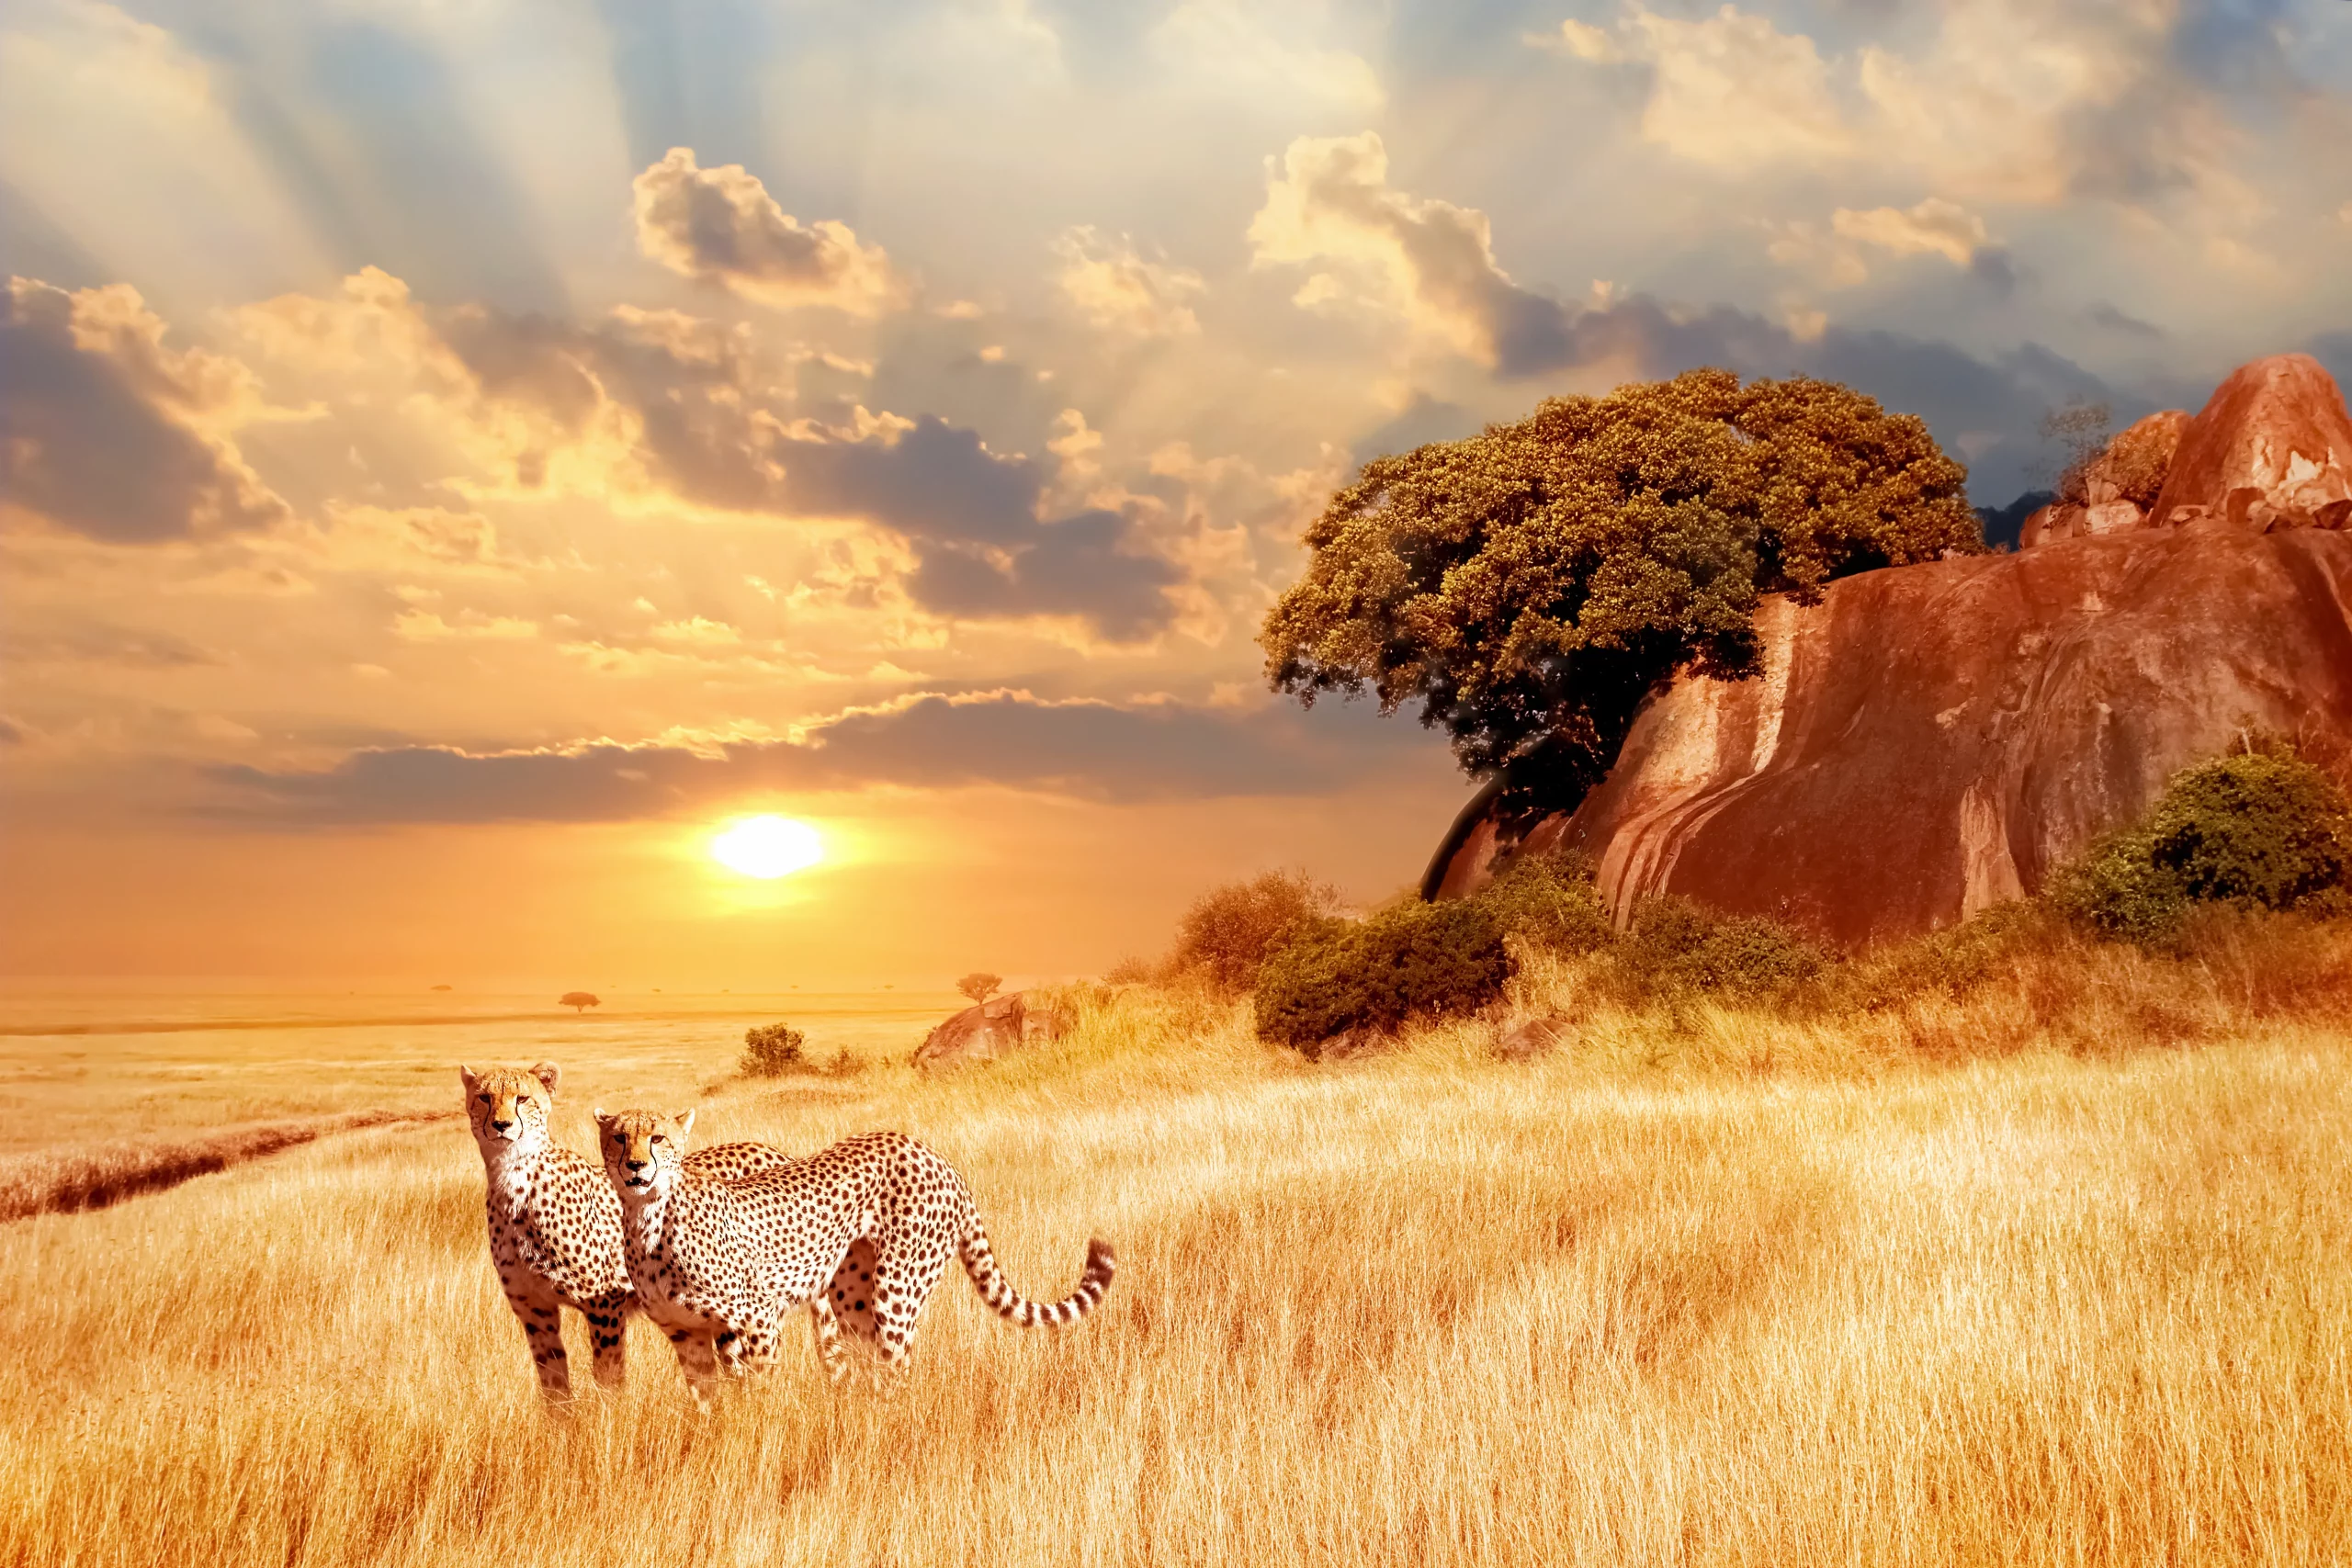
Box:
[460,1065,882,1398]
[592,1111,1114,1394]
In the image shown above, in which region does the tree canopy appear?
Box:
[1260,368,1980,816]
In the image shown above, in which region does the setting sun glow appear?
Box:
[709,816,825,879]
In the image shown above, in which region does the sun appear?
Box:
[709,815,825,879]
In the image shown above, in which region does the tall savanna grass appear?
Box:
[5,929,2351,1566]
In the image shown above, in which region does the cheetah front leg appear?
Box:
[808,1293,854,1389]
[502,1283,572,1400]
[582,1292,631,1391]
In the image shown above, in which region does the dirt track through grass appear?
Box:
[0,1111,456,1222]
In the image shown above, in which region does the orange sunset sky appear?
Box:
[4,0,2349,987]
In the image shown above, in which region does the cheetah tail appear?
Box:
[957,1225,1115,1328]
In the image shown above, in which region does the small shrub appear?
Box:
[558,991,600,1013]
[1253,899,1511,1049]
[956,971,1003,1004]
[1472,846,1613,955]
[741,1022,806,1077]
[1175,868,1344,993]
[2050,750,2352,943]
[1611,897,1826,998]
[820,1046,863,1078]
[1102,955,1158,986]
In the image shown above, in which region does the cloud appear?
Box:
[1248,131,1571,376]
[774,415,1182,639]
[0,276,289,542]
[2086,302,2165,339]
[1618,4,1852,169]
[1,622,219,670]
[1831,198,1990,266]
[228,268,1186,638]
[632,148,905,314]
[1052,227,1205,337]
[206,690,1431,822]
[1541,1,2260,212]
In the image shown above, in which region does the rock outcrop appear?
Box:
[910,991,1069,1070]
[1426,353,2352,948]
[2148,354,2352,532]
[2019,409,2190,547]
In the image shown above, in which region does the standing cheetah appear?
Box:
[460,1064,882,1398]
[593,1111,1114,1394]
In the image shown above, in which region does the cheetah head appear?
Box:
[460,1062,561,1155]
[591,1108,695,1201]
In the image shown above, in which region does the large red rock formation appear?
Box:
[1427,355,2352,947]
[2148,354,2352,532]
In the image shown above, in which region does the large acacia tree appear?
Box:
[1261,368,1981,817]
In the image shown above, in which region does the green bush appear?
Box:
[2050,751,2352,943]
[740,1022,806,1077]
[1253,900,1511,1051]
[1471,846,1614,955]
[1611,896,1826,997]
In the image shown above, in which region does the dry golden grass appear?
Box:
[4,956,2350,1567]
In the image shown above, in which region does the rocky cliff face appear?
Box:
[1427,355,2352,947]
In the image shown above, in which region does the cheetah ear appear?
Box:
[458,1065,480,1092]
[529,1061,561,1096]
[592,1106,608,1126]
[676,1109,695,1139]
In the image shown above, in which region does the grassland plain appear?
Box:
[2,956,2349,1568]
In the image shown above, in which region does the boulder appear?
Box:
[910,991,1068,1071]
[1426,523,2352,949]
[2148,354,2352,531]
[2019,409,2188,549]
[1492,1018,1566,1061]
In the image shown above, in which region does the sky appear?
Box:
[4,0,2349,989]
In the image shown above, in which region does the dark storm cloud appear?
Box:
[206,692,1435,825]
[0,280,288,544]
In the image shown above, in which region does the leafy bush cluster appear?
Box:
[1611,897,1826,996]
[2049,751,2352,943]
[1253,900,1510,1054]
[740,1022,806,1077]
[1473,847,1613,956]
[1172,868,1343,993]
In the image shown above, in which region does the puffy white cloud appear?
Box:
[1539,0,2260,216]
[1831,198,1991,267]
[1247,132,1570,375]
[1051,227,1204,338]
[1623,4,1852,169]
[631,148,906,315]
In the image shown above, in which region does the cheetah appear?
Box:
[593,1111,1114,1394]
[460,1064,884,1398]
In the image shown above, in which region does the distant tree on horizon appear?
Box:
[559,991,600,1013]
[956,972,1003,1004]
[1261,368,1979,819]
